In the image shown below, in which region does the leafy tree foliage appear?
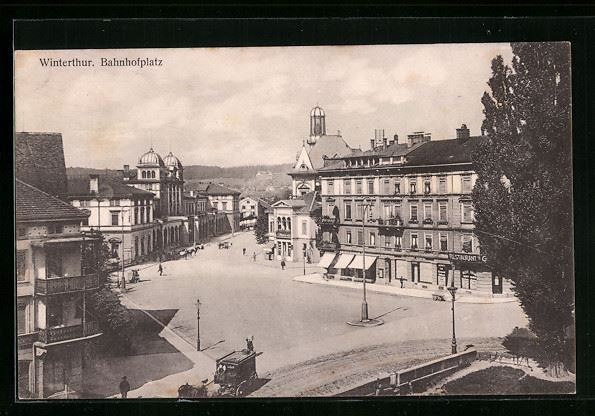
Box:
[473,43,573,375]
[254,214,269,244]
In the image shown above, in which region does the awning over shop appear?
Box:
[317,252,338,269]
[333,254,355,269]
[348,255,378,270]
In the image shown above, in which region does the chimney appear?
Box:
[394,134,399,144]
[383,137,388,148]
[456,124,470,139]
[370,139,375,150]
[89,174,99,194]
[122,164,130,181]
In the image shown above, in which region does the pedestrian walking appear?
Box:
[252,252,257,262]
[119,376,130,398]
[243,248,246,256]
[158,263,163,276]
[281,259,286,270]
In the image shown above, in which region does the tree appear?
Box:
[254,215,269,245]
[472,42,573,376]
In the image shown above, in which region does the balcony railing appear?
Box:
[38,321,101,344]
[320,216,339,227]
[36,273,102,295]
[17,332,39,348]
[276,229,292,239]
[319,241,339,252]
[378,217,404,227]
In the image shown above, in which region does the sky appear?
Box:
[15,44,512,169]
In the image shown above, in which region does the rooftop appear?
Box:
[193,182,241,196]
[17,179,89,222]
[67,176,155,199]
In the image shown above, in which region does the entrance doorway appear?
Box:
[411,263,419,283]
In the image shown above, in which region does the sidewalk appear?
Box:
[293,273,518,304]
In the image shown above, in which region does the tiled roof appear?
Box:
[15,132,68,200]
[17,179,89,222]
[298,191,321,213]
[308,135,353,169]
[405,136,483,166]
[194,182,241,196]
[68,176,155,199]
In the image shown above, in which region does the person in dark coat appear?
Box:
[119,376,130,398]
[158,263,163,276]
[280,260,286,270]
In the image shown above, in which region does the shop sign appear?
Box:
[448,252,487,264]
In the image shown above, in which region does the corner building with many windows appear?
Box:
[317,127,512,296]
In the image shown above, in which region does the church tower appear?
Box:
[308,105,326,146]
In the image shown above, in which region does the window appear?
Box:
[17,227,26,238]
[424,202,433,220]
[410,233,418,250]
[17,304,26,334]
[242,205,246,210]
[301,220,307,236]
[140,207,145,224]
[357,204,364,220]
[367,180,375,194]
[383,204,391,218]
[410,180,417,194]
[410,204,418,222]
[345,203,352,220]
[110,199,120,207]
[394,204,402,219]
[17,250,27,281]
[46,247,63,278]
[357,230,363,245]
[47,224,63,234]
[440,234,448,251]
[222,202,229,211]
[80,200,89,207]
[383,179,391,195]
[395,235,402,249]
[439,202,448,222]
[111,212,119,226]
[462,234,473,253]
[151,171,156,179]
[133,208,138,225]
[425,234,433,251]
[462,202,474,223]
[344,179,352,194]
[327,180,334,195]
[356,180,363,195]
[369,232,376,246]
[346,231,352,244]
[394,181,401,194]
[439,176,447,193]
[385,235,391,247]
[462,175,473,193]
[424,179,431,194]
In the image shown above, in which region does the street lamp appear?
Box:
[120,208,130,293]
[447,284,458,354]
[303,247,306,275]
[361,199,372,322]
[196,298,201,351]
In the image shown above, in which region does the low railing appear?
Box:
[36,273,101,295]
[276,229,292,239]
[319,241,338,251]
[17,332,39,348]
[38,321,100,344]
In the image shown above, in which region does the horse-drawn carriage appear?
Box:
[218,241,230,250]
[178,348,261,399]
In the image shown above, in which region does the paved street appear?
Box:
[109,230,528,397]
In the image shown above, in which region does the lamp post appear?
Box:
[303,247,307,275]
[120,208,130,293]
[360,199,372,322]
[447,284,458,354]
[196,298,201,351]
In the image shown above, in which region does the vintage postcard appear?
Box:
[14,43,575,399]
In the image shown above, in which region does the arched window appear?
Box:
[287,217,291,231]
[277,217,282,230]
[142,171,146,179]
[151,171,156,179]
[282,217,287,230]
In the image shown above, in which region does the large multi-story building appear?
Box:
[17,179,102,398]
[240,196,258,230]
[193,182,240,234]
[68,175,163,264]
[183,190,229,244]
[317,125,511,296]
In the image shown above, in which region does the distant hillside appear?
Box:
[67,163,293,198]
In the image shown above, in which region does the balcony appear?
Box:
[18,332,39,349]
[319,241,339,252]
[35,273,102,296]
[320,216,339,228]
[38,321,101,344]
[276,229,292,239]
[423,218,434,225]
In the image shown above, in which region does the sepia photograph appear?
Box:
[14,41,575,399]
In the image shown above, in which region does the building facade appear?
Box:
[240,196,258,230]
[17,180,102,399]
[193,183,240,234]
[317,127,511,296]
[183,191,229,244]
